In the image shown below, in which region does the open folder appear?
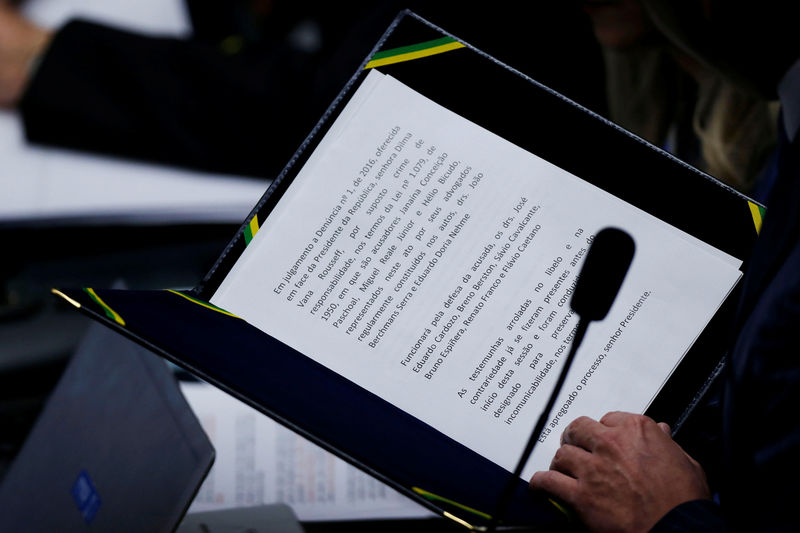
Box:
[53,11,762,530]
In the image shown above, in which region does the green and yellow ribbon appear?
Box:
[365,36,465,69]
[83,288,126,326]
[244,215,260,245]
[748,201,765,235]
[411,487,491,521]
[166,290,240,319]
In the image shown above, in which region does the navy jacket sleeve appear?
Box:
[650,500,726,532]
[15,3,605,179]
[18,19,323,178]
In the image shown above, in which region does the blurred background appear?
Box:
[5,0,768,530]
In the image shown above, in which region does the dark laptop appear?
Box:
[0,320,214,532]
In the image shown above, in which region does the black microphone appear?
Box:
[488,227,635,531]
[570,228,636,321]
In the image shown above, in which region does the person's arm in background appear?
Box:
[0,5,51,108]
[5,12,323,179]
[0,1,608,180]
[0,2,383,179]
[21,18,319,178]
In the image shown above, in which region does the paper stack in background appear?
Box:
[181,383,432,521]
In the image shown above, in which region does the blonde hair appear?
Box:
[693,80,779,191]
[602,44,777,193]
[603,45,686,147]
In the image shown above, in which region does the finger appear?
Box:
[560,416,604,450]
[529,470,579,505]
[598,410,639,426]
[549,444,591,478]
[657,422,671,435]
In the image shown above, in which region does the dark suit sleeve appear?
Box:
[650,500,726,532]
[18,19,320,178]
[16,4,607,180]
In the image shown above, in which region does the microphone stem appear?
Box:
[487,318,589,531]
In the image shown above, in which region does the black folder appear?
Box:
[54,11,762,530]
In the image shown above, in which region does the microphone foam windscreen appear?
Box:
[570,227,635,321]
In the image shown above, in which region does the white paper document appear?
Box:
[211,70,743,480]
[181,382,432,521]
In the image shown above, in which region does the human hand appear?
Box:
[0,5,52,107]
[530,411,711,533]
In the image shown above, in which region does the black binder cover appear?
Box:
[54,11,761,530]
